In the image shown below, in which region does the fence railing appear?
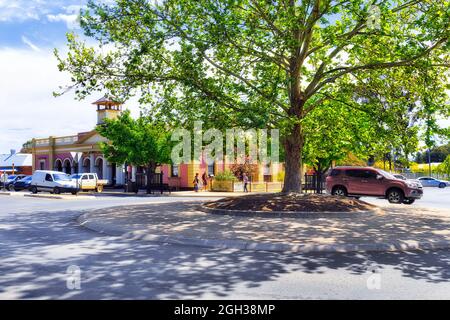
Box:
[402,172,449,180]
[135,172,163,189]
[210,174,326,193]
[303,173,325,194]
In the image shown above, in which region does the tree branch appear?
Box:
[307,37,448,98]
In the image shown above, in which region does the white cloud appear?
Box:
[0,46,140,153]
[21,36,41,52]
[47,13,80,29]
[0,0,45,22]
[47,5,82,29]
[0,1,87,23]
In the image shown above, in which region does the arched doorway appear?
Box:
[83,158,90,173]
[95,157,103,179]
[63,159,72,174]
[54,159,63,172]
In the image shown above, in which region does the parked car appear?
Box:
[12,175,32,191]
[326,166,423,204]
[3,174,27,191]
[417,176,450,188]
[70,173,108,192]
[30,170,78,195]
[393,174,422,185]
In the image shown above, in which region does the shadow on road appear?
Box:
[0,207,449,299]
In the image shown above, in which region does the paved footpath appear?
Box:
[78,201,450,253]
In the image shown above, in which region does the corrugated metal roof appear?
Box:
[92,97,122,105]
[0,153,32,167]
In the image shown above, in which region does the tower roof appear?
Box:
[92,97,122,106]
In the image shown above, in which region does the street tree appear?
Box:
[96,110,172,193]
[302,99,376,175]
[56,0,450,192]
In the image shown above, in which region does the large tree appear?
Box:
[96,110,172,193]
[56,0,449,192]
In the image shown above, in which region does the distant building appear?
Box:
[0,150,32,175]
[27,98,127,186]
[27,98,283,190]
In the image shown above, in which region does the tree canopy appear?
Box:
[96,110,172,193]
[56,0,450,192]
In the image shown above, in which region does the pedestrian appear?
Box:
[202,172,208,191]
[193,173,200,192]
[243,172,249,193]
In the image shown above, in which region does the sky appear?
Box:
[0,0,139,153]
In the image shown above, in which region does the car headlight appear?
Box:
[406,181,419,188]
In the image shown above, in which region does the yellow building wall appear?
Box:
[187,162,201,187]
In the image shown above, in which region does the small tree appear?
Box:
[97,110,172,193]
[437,155,450,178]
[230,158,258,181]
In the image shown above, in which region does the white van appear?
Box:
[30,170,78,195]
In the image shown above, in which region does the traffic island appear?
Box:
[76,201,450,253]
[201,193,379,218]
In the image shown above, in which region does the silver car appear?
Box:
[417,176,450,188]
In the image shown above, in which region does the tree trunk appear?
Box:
[146,162,156,194]
[282,123,303,193]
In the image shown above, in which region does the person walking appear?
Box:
[243,172,249,193]
[193,173,200,192]
[202,172,208,191]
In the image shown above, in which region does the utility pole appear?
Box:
[428,148,432,176]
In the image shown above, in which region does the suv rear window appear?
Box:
[345,169,363,177]
[328,169,342,176]
[346,169,377,179]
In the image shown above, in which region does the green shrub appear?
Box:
[276,170,285,182]
[214,170,238,181]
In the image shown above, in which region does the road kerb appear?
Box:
[199,204,383,218]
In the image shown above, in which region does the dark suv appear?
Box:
[326,167,423,204]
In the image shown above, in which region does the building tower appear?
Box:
[92,97,123,125]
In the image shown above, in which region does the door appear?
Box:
[87,174,96,189]
[343,169,363,194]
[419,178,433,187]
[42,173,54,191]
[358,170,384,195]
[80,174,89,189]
[429,178,441,187]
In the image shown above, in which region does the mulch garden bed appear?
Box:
[204,192,377,213]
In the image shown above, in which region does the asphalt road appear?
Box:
[362,186,450,209]
[0,193,449,299]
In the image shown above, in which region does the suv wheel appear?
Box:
[438,182,446,188]
[387,189,404,204]
[332,186,347,197]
